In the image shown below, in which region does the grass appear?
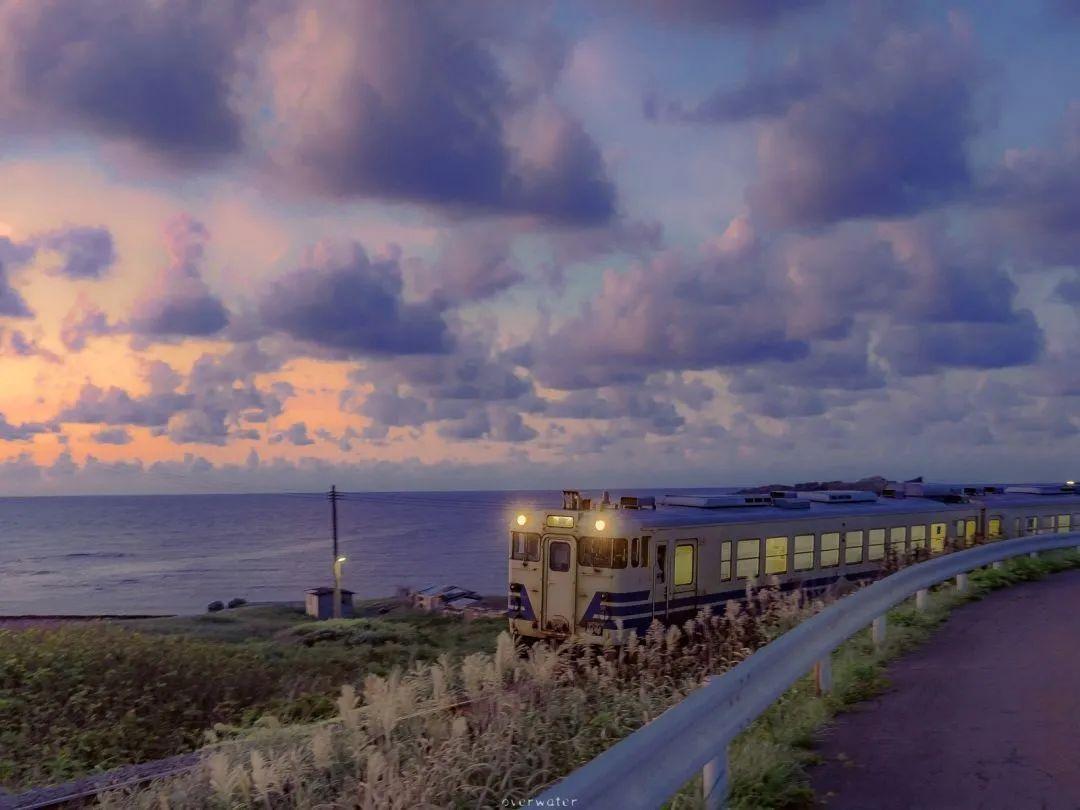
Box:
[10,552,1078,806]
[0,604,504,791]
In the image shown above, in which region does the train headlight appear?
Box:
[516,513,527,526]
[594,519,606,532]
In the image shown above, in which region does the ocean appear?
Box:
[0,489,721,616]
[0,491,563,616]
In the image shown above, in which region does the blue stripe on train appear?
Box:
[589,569,882,631]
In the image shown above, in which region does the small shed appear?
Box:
[305,587,355,620]
[411,584,481,613]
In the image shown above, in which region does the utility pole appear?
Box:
[330,485,342,619]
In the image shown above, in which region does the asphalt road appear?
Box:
[812,568,1080,810]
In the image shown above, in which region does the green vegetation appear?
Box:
[8,552,1078,806]
[0,604,503,791]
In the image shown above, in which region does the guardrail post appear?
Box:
[702,746,729,810]
[1029,552,1039,560]
[956,572,969,593]
[815,654,832,695]
[872,615,886,650]
[992,561,1004,570]
[915,589,928,611]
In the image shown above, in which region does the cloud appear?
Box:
[129,216,230,339]
[879,315,1044,376]
[983,102,1080,267]
[91,427,133,445]
[437,406,538,443]
[629,0,824,28]
[0,413,49,441]
[528,248,808,389]
[59,382,192,428]
[36,226,116,279]
[0,0,249,161]
[257,1,614,222]
[0,236,36,317]
[405,227,524,304]
[259,241,450,357]
[269,422,315,446]
[60,294,120,351]
[656,12,979,227]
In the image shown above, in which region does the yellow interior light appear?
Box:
[594,519,606,532]
[336,556,347,563]
[516,513,527,526]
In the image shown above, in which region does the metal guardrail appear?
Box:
[535,532,1080,810]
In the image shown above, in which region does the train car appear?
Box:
[507,482,1080,644]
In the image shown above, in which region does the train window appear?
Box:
[1060,515,1073,534]
[794,534,814,570]
[765,537,789,574]
[612,538,628,569]
[631,538,640,567]
[549,541,570,572]
[930,523,946,553]
[720,542,732,581]
[965,519,977,544]
[868,529,885,560]
[987,517,1003,540]
[1025,516,1038,534]
[910,525,926,551]
[889,527,906,555]
[510,532,540,562]
[656,543,666,584]
[845,530,864,564]
[736,539,760,579]
[820,532,840,568]
[954,520,965,539]
[641,536,650,568]
[578,537,613,568]
[674,544,695,587]
[1039,515,1056,532]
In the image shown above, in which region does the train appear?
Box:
[506,481,1080,643]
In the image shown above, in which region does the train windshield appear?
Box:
[578,537,628,568]
[510,531,540,561]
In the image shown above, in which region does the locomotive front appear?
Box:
[507,490,647,643]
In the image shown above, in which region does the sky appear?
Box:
[1,0,1079,496]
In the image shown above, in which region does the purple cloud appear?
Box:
[629,0,824,28]
[0,236,35,317]
[269,422,315,447]
[983,102,1080,267]
[91,427,133,445]
[129,216,229,339]
[747,17,980,226]
[37,226,116,279]
[0,413,49,441]
[0,0,248,160]
[259,2,614,222]
[259,242,450,357]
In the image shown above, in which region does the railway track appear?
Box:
[1,753,202,810]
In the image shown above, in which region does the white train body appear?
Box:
[507,484,1080,643]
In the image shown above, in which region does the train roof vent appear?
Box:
[797,490,877,504]
[660,494,772,509]
[773,497,811,510]
[1004,485,1068,495]
[620,495,656,510]
[770,490,799,499]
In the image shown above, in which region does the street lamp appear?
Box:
[333,555,347,619]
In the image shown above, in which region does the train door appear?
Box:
[652,541,669,621]
[964,519,977,547]
[930,523,947,553]
[542,537,576,635]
